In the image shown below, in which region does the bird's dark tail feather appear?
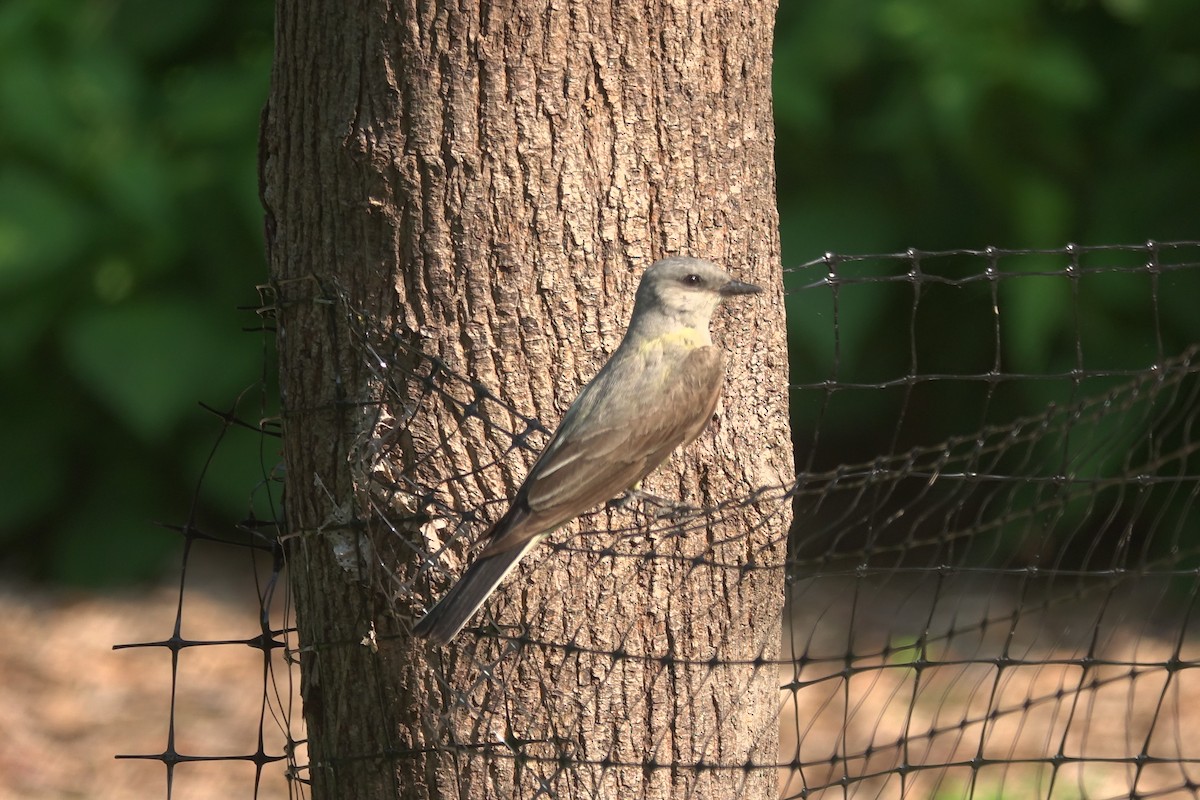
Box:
[412,538,540,644]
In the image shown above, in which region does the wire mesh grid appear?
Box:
[116,240,1200,799]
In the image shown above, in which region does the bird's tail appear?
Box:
[412,537,541,644]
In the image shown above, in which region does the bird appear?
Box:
[412,256,762,643]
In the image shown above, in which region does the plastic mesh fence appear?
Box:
[118,240,1200,799]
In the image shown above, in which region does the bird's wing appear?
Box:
[480,346,725,557]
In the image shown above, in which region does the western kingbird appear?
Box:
[412,256,761,643]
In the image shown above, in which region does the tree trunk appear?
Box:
[262,1,792,798]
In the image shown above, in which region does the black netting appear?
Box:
[118,241,1200,799]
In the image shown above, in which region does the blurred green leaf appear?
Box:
[998,271,1073,372]
[1015,43,1099,108]
[0,294,54,364]
[1011,173,1072,247]
[60,298,260,443]
[0,166,93,290]
[0,394,64,537]
[52,451,181,585]
[0,0,272,582]
[187,421,280,523]
[164,56,271,145]
[109,0,214,59]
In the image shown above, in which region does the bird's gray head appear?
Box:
[629,257,761,333]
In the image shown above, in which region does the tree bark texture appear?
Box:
[263,1,793,798]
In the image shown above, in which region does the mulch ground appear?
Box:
[4,555,1196,799]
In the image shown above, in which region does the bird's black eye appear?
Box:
[681,273,702,287]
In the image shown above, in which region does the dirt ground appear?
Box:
[0,546,300,800]
[780,574,1200,799]
[4,552,1198,799]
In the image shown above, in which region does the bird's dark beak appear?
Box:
[719,278,762,297]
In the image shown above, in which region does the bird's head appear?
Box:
[630,256,761,331]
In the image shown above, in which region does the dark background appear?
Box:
[1,0,1197,585]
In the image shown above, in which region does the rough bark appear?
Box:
[262,1,792,798]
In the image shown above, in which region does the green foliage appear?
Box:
[0,0,272,583]
[775,0,1200,257]
[776,0,1200,566]
[776,1,1200,411]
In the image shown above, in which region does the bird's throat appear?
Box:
[637,326,708,353]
